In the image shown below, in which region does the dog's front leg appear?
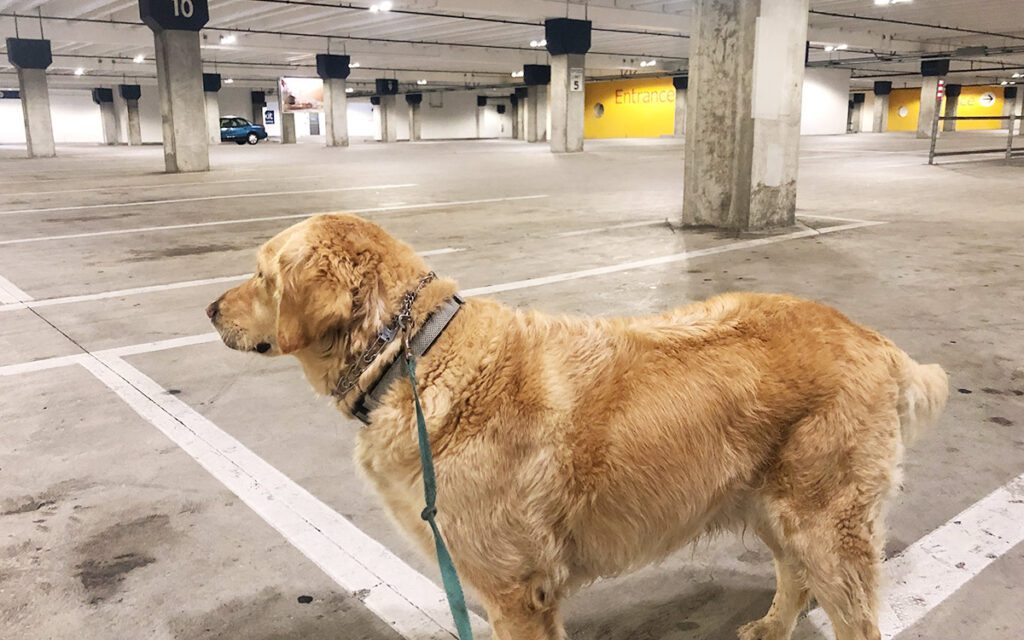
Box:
[481,591,567,640]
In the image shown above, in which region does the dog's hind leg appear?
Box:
[483,598,566,640]
[737,522,810,640]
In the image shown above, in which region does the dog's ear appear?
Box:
[275,248,353,354]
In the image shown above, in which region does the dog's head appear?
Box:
[206,214,427,359]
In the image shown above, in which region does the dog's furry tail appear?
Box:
[895,353,949,446]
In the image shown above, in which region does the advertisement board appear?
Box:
[279,77,324,113]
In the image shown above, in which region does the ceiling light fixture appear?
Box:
[530,39,547,48]
[639,59,657,67]
[369,1,392,12]
[350,62,361,68]
[224,78,235,84]
[874,0,913,5]
[74,68,85,76]
[133,54,146,63]
[511,70,524,78]
[345,87,354,93]
[416,79,427,85]
[220,34,237,45]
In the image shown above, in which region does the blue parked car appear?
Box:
[220,116,268,145]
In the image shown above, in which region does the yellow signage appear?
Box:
[584,77,676,139]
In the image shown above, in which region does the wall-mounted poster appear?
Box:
[279,77,323,113]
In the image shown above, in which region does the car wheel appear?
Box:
[247,133,259,145]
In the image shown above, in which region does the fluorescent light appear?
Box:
[350,62,361,68]
[224,78,234,84]
[530,39,546,48]
[824,45,835,52]
[220,34,237,45]
[345,87,354,93]
[74,68,85,76]
[1014,73,1022,78]
[639,59,657,67]
[416,79,427,85]
[369,1,392,12]
[836,44,849,50]
[133,54,145,63]
[1001,80,1009,85]
[511,70,524,78]
[875,0,913,4]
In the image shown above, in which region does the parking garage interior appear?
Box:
[1,1,1023,640]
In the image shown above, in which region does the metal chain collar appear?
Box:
[331,271,436,399]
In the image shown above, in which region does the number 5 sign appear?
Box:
[139,0,209,31]
[570,68,584,92]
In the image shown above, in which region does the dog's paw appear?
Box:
[737,618,790,640]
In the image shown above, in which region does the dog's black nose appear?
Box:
[206,299,220,320]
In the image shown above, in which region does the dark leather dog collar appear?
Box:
[350,294,463,425]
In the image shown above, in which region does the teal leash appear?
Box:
[405,355,475,640]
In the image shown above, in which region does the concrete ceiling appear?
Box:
[1,0,1022,91]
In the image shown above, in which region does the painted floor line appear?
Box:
[0,173,338,198]
[795,473,1024,640]
[0,220,887,374]
[0,184,418,216]
[0,195,549,246]
[0,273,34,303]
[0,247,464,313]
[81,354,489,640]
[465,220,888,297]
[553,219,669,238]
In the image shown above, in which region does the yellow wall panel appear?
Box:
[955,85,1004,131]
[584,77,676,139]
[887,88,921,132]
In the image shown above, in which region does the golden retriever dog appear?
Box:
[208,214,948,640]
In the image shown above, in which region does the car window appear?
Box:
[220,118,232,128]
[234,118,251,127]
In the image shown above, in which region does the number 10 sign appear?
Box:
[139,0,210,31]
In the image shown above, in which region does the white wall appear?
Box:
[800,68,852,136]
[1,88,106,143]
[858,91,876,132]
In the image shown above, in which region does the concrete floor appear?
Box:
[0,134,1022,640]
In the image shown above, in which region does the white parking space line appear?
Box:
[0,174,337,198]
[0,247,464,313]
[0,273,33,303]
[796,473,1024,640]
[553,219,669,238]
[0,195,549,246]
[465,220,888,297]
[0,184,417,216]
[80,354,490,640]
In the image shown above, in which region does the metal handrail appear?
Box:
[928,97,1021,164]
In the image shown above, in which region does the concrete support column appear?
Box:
[523,65,550,143]
[509,94,520,140]
[406,93,423,141]
[1014,89,1024,134]
[476,96,487,138]
[872,81,892,133]
[514,87,527,140]
[1002,87,1020,132]
[548,53,586,153]
[323,78,349,147]
[251,91,267,125]
[92,89,119,145]
[378,95,398,142]
[917,59,949,139]
[6,38,56,158]
[673,76,688,137]
[119,85,143,146]
[317,54,351,147]
[917,77,944,139]
[545,18,590,154]
[943,84,961,133]
[849,94,864,133]
[203,74,222,145]
[682,0,809,230]
[142,0,211,173]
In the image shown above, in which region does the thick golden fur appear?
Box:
[209,214,949,640]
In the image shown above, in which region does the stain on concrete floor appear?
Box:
[169,588,399,640]
[73,513,174,604]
